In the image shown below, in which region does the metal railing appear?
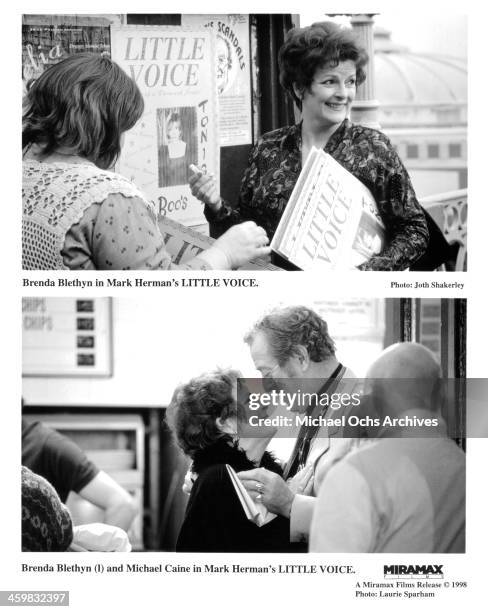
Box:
[420,189,467,271]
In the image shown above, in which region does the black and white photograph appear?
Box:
[7,2,486,610]
[157,107,198,188]
[21,295,466,554]
[21,12,466,271]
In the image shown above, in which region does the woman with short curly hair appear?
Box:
[167,369,291,552]
[22,53,270,270]
[189,21,429,271]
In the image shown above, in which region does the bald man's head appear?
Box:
[366,342,443,416]
[368,342,441,380]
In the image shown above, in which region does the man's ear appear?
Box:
[294,345,310,372]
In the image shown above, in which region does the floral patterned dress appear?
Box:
[205,120,428,270]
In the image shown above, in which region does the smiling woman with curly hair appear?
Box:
[189,21,430,271]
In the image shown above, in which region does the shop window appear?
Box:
[406,144,419,159]
[427,143,440,158]
[449,143,462,158]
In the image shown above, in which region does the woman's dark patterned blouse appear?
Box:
[205,120,429,271]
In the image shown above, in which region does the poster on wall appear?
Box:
[111,25,219,227]
[22,297,112,377]
[21,16,118,90]
[182,14,252,146]
[313,298,385,342]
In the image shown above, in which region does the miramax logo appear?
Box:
[384,565,444,579]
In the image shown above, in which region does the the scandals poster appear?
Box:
[182,14,252,146]
[111,25,219,227]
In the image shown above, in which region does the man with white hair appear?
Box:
[238,305,361,544]
[309,342,465,553]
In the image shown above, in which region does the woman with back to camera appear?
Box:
[168,369,292,552]
[189,21,429,271]
[22,53,270,270]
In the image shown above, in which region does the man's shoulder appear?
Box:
[337,366,360,392]
[22,420,49,466]
[22,419,48,443]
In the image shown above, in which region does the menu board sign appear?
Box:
[22,297,112,376]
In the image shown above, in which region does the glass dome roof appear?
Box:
[374,28,466,106]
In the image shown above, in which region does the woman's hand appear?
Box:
[188,164,221,211]
[213,221,272,268]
